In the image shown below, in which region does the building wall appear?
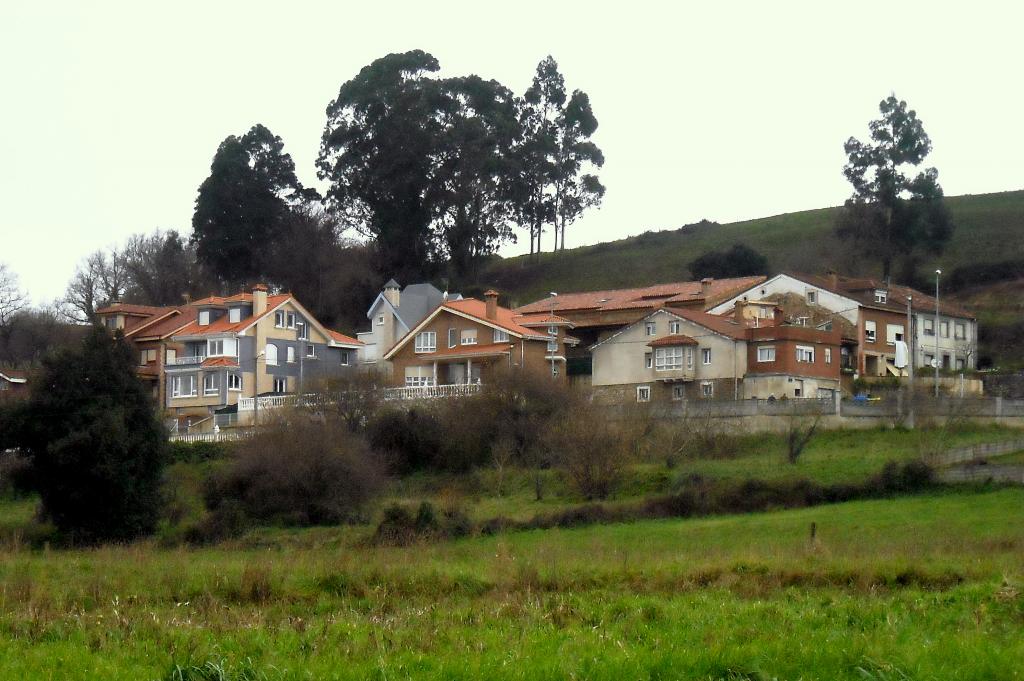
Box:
[707,275,862,326]
[746,325,842,381]
[742,375,841,399]
[591,309,747,391]
[913,312,977,370]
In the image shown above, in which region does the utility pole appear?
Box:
[934,270,941,398]
[906,295,914,429]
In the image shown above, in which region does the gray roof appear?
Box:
[394,283,447,329]
[383,278,401,289]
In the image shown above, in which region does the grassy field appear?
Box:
[0,488,1021,680]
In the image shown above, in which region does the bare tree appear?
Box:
[0,264,27,331]
[785,406,824,464]
[61,249,130,323]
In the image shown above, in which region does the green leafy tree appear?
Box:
[837,95,953,281]
[193,124,314,285]
[553,90,605,250]
[20,327,168,543]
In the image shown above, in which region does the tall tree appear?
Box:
[20,326,167,543]
[61,249,130,323]
[318,51,444,281]
[0,264,28,363]
[193,124,313,285]
[553,90,605,250]
[123,230,213,306]
[836,95,953,281]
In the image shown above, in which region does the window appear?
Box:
[306,344,316,358]
[273,377,287,393]
[923,318,934,336]
[340,350,350,366]
[404,366,434,387]
[645,322,656,336]
[227,373,242,391]
[701,348,712,365]
[105,317,118,330]
[208,339,224,357]
[297,321,308,340]
[956,358,965,371]
[655,346,683,370]
[287,312,296,329]
[415,331,437,353]
[376,314,385,326]
[672,385,686,401]
[547,325,558,335]
[165,349,177,364]
[644,352,653,369]
[547,340,558,352]
[886,324,905,345]
[636,385,651,402]
[229,307,241,323]
[493,329,509,343]
[806,290,817,305]
[940,321,949,338]
[825,348,832,364]
[203,373,219,396]
[448,328,457,348]
[874,290,887,304]
[171,375,196,398]
[796,345,815,363]
[686,347,694,369]
[287,346,296,363]
[955,323,966,340]
[461,329,477,345]
[757,346,776,362]
[275,311,286,328]
[701,382,713,398]
[795,316,809,327]
[942,354,951,369]
[669,321,681,334]
[794,379,804,398]
[139,349,156,365]
[265,343,278,366]
[551,364,559,378]
[198,310,211,326]
[865,320,877,343]
[924,353,935,367]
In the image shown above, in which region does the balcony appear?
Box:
[651,366,695,382]
[382,383,482,401]
[169,356,204,366]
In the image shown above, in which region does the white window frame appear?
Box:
[273,377,287,393]
[672,385,685,401]
[265,343,279,366]
[171,375,197,398]
[954,323,966,340]
[655,346,683,370]
[701,381,713,398]
[923,318,935,336]
[701,348,712,365]
[340,350,350,366]
[886,324,905,345]
[547,325,558,335]
[287,312,296,330]
[448,328,457,348]
[865,320,877,343]
[825,348,832,364]
[198,310,211,326]
[806,290,817,305]
[493,329,509,343]
[796,345,815,363]
[227,373,242,392]
[636,385,651,403]
[940,321,949,338]
[297,321,308,341]
[228,307,241,323]
[208,339,225,357]
[287,346,296,363]
[644,352,653,369]
[404,366,435,387]
[547,340,558,352]
[275,311,286,328]
[757,346,776,362]
[645,322,656,336]
[203,373,219,396]
[686,347,694,369]
[306,343,316,358]
[669,320,681,334]
[874,290,887,304]
[376,314,385,326]
[461,329,477,346]
[415,331,437,353]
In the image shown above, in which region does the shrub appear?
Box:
[546,400,630,500]
[372,500,474,546]
[204,415,384,532]
[168,440,229,464]
[366,407,444,473]
[0,451,34,498]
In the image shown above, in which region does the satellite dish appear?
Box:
[930,359,938,368]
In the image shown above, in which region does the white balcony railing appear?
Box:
[237,394,294,412]
[382,383,482,401]
[169,356,204,366]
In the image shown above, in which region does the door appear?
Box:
[447,363,466,385]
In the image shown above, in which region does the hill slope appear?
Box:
[481,190,1024,307]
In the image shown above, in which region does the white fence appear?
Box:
[169,429,251,443]
[381,383,482,401]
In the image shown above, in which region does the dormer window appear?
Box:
[198,310,211,326]
[228,307,241,323]
[297,321,308,340]
[275,311,286,328]
[874,290,887,304]
[377,315,385,326]
[547,325,558,335]
[286,312,296,329]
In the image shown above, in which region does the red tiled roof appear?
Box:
[647,334,699,347]
[786,272,974,319]
[670,308,748,340]
[515,276,767,314]
[202,357,239,368]
[513,312,575,328]
[128,306,198,339]
[442,299,548,338]
[173,295,290,336]
[328,329,363,345]
[415,342,514,359]
[190,292,256,306]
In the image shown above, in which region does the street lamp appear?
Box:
[934,270,941,397]
[253,349,265,425]
[549,292,558,380]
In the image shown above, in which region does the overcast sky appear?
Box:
[2,1,1022,304]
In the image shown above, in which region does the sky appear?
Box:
[2,1,1022,304]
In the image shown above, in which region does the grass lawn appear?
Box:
[0,488,1022,680]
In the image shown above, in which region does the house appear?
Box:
[161,284,361,429]
[0,369,28,400]
[706,272,978,379]
[383,290,574,387]
[96,302,197,404]
[589,302,842,403]
[357,279,460,375]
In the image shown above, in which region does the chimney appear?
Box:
[734,300,746,322]
[182,292,192,305]
[700,277,714,298]
[382,278,401,307]
[484,289,499,320]
[826,270,839,291]
[773,306,784,326]
[252,283,268,315]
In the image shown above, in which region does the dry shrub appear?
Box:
[546,397,630,500]
[203,413,384,532]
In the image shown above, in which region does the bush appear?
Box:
[372,500,473,546]
[0,451,34,498]
[546,400,630,500]
[168,440,229,464]
[203,415,384,533]
[367,407,444,473]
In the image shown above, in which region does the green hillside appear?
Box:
[483,190,1024,307]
